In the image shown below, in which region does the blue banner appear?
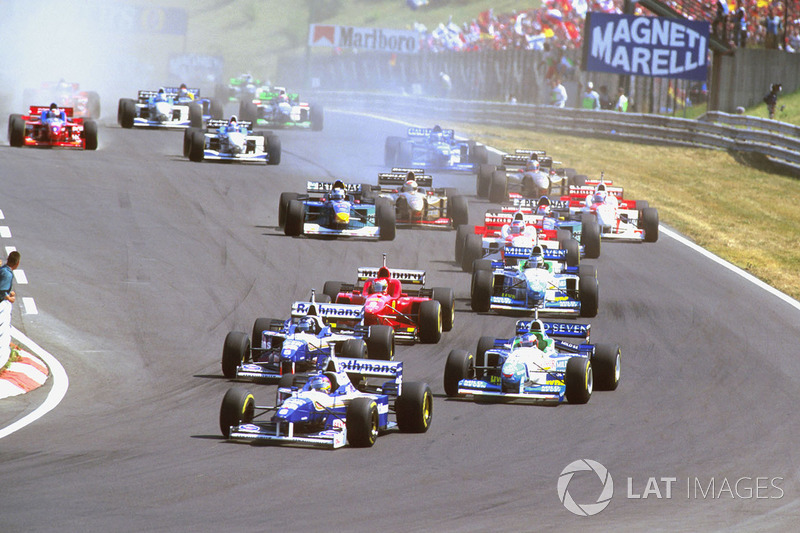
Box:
[582,13,709,81]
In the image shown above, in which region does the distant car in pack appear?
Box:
[384,126,488,171]
[214,73,262,103]
[23,80,100,118]
[182,118,281,164]
[373,168,469,229]
[7,105,97,150]
[117,86,223,129]
[239,86,323,131]
[477,149,576,203]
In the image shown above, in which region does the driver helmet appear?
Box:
[330,188,345,201]
[179,83,188,97]
[49,102,59,114]
[430,124,443,141]
[509,219,525,235]
[536,196,551,216]
[402,180,418,193]
[158,87,165,95]
[593,184,607,204]
[228,115,238,127]
[295,316,316,334]
[512,334,538,350]
[308,374,331,394]
[371,279,388,294]
[528,245,545,268]
[526,159,540,172]
[278,90,288,103]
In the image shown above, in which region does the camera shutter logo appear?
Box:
[557,459,614,516]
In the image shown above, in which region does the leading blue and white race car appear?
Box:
[117,86,222,129]
[384,126,488,171]
[443,317,620,404]
[183,119,281,164]
[219,355,433,448]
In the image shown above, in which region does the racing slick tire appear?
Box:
[450,195,469,227]
[454,224,471,264]
[315,294,332,303]
[183,127,201,158]
[360,183,376,203]
[251,317,282,349]
[398,141,413,167]
[472,259,492,272]
[347,398,380,448]
[210,99,224,120]
[396,381,433,433]
[83,120,98,150]
[222,331,250,379]
[443,349,474,397]
[310,104,324,131]
[563,168,577,179]
[7,114,22,143]
[475,336,496,380]
[278,192,299,227]
[86,91,101,118]
[377,198,396,241]
[341,338,367,359]
[188,103,203,129]
[477,164,495,198]
[641,207,659,242]
[578,264,597,278]
[578,273,599,318]
[366,325,395,360]
[188,130,205,162]
[220,387,255,437]
[322,281,345,302]
[384,136,403,166]
[265,134,281,165]
[570,175,588,187]
[471,269,493,313]
[581,214,602,259]
[592,343,620,391]
[418,300,442,344]
[636,200,649,210]
[461,233,483,273]
[471,144,489,165]
[565,357,592,404]
[118,98,136,128]
[431,287,455,332]
[561,237,581,268]
[285,200,305,236]
[488,170,508,204]
[9,116,25,147]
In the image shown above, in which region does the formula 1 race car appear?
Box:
[384,126,488,171]
[323,255,454,344]
[117,87,223,129]
[477,149,576,202]
[373,168,469,229]
[7,106,98,150]
[239,86,323,131]
[471,244,598,317]
[281,180,396,240]
[183,119,281,164]
[23,80,100,118]
[220,355,433,448]
[443,317,620,404]
[221,297,395,381]
[214,73,262,103]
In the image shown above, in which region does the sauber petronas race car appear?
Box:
[384,126,488,170]
[443,317,620,404]
[8,105,98,150]
[219,354,433,448]
[374,168,469,229]
[183,119,281,164]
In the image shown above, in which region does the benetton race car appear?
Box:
[23,80,100,118]
[117,87,222,129]
[281,180,395,240]
[471,244,598,317]
[220,355,433,448]
[183,119,281,164]
[221,296,395,381]
[239,86,323,131]
[7,106,97,150]
[374,168,469,229]
[477,149,576,203]
[443,317,620,404]
[384,126,488,170]
[323,255,454,344]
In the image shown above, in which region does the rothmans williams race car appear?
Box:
[8,105,98,150]
[477,149,577,203]
[221,294,395,381]
[117,86,223,129]
[373,168,469,229]
[471,243,598,317]
[182,119,281,164]
[556,176,659,243]
[280,180,396,240]
[384,126,488,171]
[443,316,620,404]
[239,86,323,131]
[219,354,433,448]
[23,80,100,118]
[323,255,454,344]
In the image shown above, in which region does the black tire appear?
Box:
[322,281,345,302]
[210,99,224,120]
[578,264,597,278]
[571,175,588,187]
[365,325,394,360]
[219,387,255,437]
[310,104,323,131]
[9,117,25,147]
[384,136,402,166]
[563,168,577,179]
[222,331,250,379]
[461,233,483,273]
[188,103,203,128]
[277,373,296,391]
[86,91,101,118]
[475,336,496,379]
[417,300,442,344]
[188,130,205,162]
[641,207,659,242]
[7,114,22,143]
[347,397,379,447]
[377,198,396,241]
[266,134,281,165]
[472,259,492,272]
[581,214,602,259]
[83,119,98,150]
[636,200,649,210]
[398,141,413,166]
[278,192,299,228]
[471,144,488,165]
[240,101,257,123]
[315,293,332,303]
[449,195,469,227]
[488,170,507,204]
[183,127,201,157]
[565,357,592,404]
[284,199,305,236]
[470,269,493,312]
[443,349,473,397]
[396,381,433,433]
[340,338,367,359]
[252,317,281,349]
[118,98,136,128]
[579,274,599,318]
[563,238,580,267]
[477,164,495,198]
[431,287,455,332]
[454,224,471,263]
[593,343,620,391]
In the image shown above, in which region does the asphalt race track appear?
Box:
[1,110,799,532]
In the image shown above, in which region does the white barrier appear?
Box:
[0,300,11,368]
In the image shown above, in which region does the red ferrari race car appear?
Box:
[7,105,98,150]
[321,255,454,344]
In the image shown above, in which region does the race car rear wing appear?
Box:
[510,197,571,210]
[516,319,591,339]
[377,173,433,188]
[291,301,363,321]
[356,267,425,285]
[206,119,253,130]
[515,149,547,158]
[29,106,74,118]
[484,211,541,226]
[390,167,425,175]
[333,357,403,379]
[407,127,455,139]
[307,181,362,194]
[503,246,568,263]
[569,185,624,199]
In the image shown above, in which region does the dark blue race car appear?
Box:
[384,126,488,171]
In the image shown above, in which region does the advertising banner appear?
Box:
[309,24,420,54]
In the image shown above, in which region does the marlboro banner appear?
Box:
[309,24,420,54]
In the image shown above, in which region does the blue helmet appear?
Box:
[296,316,316,334]
[308,374,331,394]
[330,188,345,201]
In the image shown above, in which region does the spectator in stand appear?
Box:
[763,83,781,119]
[550,77,568,108]
[733,7,747,48]
[598,85,613,110]
[712,0,729,41]
[581,82,601,110]
[764,8,782,49]
[614,87,629,112]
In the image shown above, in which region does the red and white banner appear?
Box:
[309,24,420,54]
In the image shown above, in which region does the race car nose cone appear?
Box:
[335,211,350,224]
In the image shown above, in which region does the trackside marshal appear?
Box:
[309,24,420,54]
[582,13,709,81]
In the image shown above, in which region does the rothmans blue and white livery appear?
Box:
[443,317,620,404]
[384,125,488,171]
[184,118,281,164]
[220,354,433,448]
[117,87,222,129]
